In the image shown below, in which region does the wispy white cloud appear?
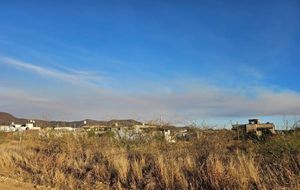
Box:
[0,87,49,103]
[2,82,300,123]
[1,56,300,123]
[0,56,104,88]
[0,87,68,120]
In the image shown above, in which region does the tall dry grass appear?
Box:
[0,129,299,189]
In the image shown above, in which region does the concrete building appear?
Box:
[232,119,276,139]
[0,120,40,132]
[0,125,15,132]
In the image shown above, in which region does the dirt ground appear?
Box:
[0,182,33,190]
[0,174,55,190]
[0,176,35,190]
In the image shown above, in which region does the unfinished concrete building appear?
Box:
[232,119,276,139]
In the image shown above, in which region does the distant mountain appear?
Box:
[0,112,27,125]
[0,112,16,121]
[0,112,142,128]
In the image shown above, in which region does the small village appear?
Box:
[0,119,193,143]
[0,120,40,132]
[0,117,278,142]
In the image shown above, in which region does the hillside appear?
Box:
[0,112,142,128]
[0,112,27,125]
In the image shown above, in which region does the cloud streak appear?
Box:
[2,83,300,123]
[0,56,103,88]
[1,56,300,123]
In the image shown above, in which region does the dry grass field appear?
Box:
[0,129,299,190]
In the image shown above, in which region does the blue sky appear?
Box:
[0,0,300,127]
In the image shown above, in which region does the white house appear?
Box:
[54,127,76,131]
[0,121,40,132]
[0,125,15,132]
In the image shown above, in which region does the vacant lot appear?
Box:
[0,129,299,190]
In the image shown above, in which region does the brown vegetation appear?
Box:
[0,129,299,190]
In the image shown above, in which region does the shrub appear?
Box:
[0,130,299,189]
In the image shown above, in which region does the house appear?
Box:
[232,119,276,139]
[0,125,14,132]
[0,120,40,132]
